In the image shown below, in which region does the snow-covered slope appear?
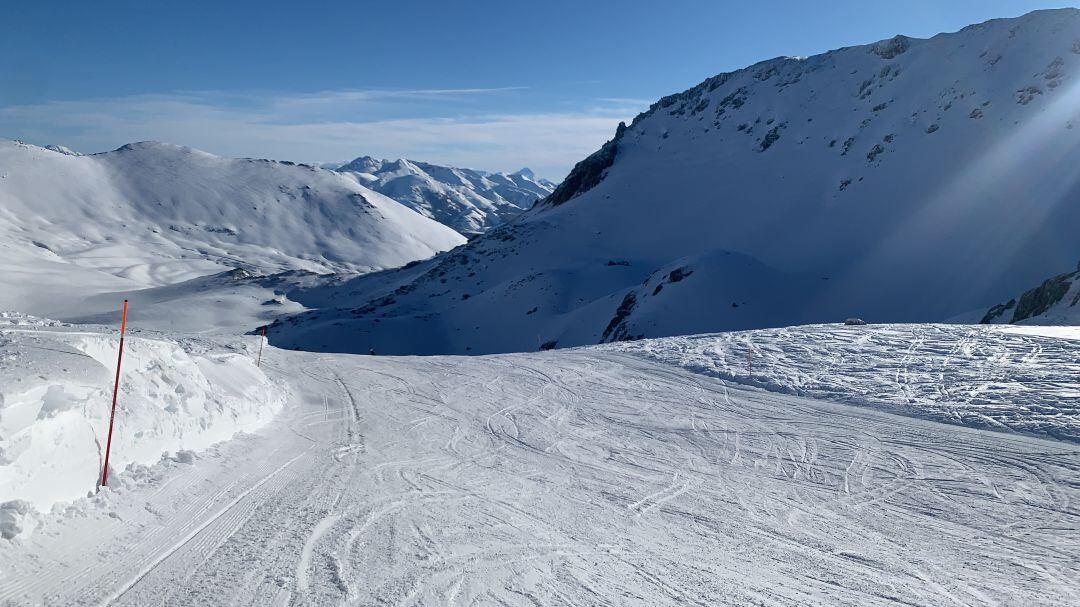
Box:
[337,156,554,235]
[271,9,1080,355]
[0,140,465,319]
[981,259,1080,325]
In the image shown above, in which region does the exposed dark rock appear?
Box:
[867,144,885,162]
[871,35,912,59]
[668,267,693,283]
[1009,272,1074,322]
[601,292,638,343]
[980,299,1016,324]
[1017,85,1043,105]
[758,126,782,152]
[543,122,627,206]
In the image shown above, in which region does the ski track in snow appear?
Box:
[1,342,1078,606]
[606,324,1080,443]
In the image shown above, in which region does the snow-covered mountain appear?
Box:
[0,140,465,319]
[336,156,554,235]
[981,260,1080,325]
[270,9,1080,355]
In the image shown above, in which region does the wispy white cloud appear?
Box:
[0,88,629,178]
[266,87,530,111]
[593,97,654,107]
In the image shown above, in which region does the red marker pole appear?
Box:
[257,326,266,368]
[747,345,753,379]
[100,300,129,487]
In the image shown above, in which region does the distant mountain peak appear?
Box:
[335,155,554,235]
[43,144,82,156]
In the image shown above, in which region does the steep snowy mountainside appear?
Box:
[337,156,554,235]
[270,9,1080,355]
[981,260,1080,325]
[0,140,465,319]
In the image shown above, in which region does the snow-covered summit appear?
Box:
[271,9,1080,355]
[42,144,82,156]
[336,156,554,235]
[0,139,465,318]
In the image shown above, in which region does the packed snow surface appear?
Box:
[1,324,1077,605]
[603,323,1080,442]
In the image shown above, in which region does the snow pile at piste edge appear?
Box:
[0,314,285,537]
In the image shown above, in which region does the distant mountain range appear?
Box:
[268,8,1080,355]
[0,140,464,318]
[333,156,555,235]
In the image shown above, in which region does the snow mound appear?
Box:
[0,322,285,520]
[604,323,1080,442]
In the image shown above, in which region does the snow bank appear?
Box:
[604,323,1080,442]
[0,315,285,518]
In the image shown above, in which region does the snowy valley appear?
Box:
[1,7,1079,607]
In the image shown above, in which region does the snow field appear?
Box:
[605,323,1080,442]
[2,344,1076,605]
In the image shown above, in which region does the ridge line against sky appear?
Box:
[3,0,1076,178]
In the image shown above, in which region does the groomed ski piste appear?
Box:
[1,318,1077,606]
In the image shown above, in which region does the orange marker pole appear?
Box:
[100,300,129,487]
[257,326,266,368]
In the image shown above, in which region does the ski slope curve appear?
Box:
[1,334,1076,606]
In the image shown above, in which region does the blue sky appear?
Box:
[2,0,1075,177]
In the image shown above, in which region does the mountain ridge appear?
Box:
[269,8,1080,355]
[336,155,554,235]
[0,138,465,318]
